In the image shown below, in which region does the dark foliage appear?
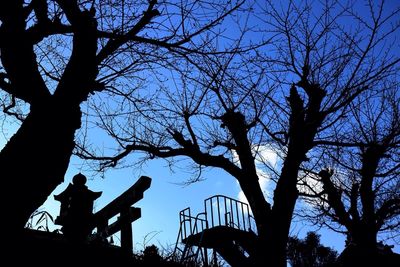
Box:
[287,232,338,267]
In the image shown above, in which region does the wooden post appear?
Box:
[120,208,133,252]
[90,176,151,250]
[97,219,108,238]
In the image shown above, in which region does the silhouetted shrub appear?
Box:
[287,231,338,267]
[142,244,162,264]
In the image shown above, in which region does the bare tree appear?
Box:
[0,0,244,236]
[298,82,400,264]
[77,0,400,266]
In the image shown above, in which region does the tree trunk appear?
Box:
[0,99,82,232]
[258,84,324,266]
[358,145,382,250]
[0,0,98,237]
[350,222,378,250]
[264,153,302,267]
[258,85,309,267]
[340,224,379,267]
[238,174,271,265]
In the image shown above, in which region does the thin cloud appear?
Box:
[235,145,279,211]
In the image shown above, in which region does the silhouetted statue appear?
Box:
[54,173,102,242]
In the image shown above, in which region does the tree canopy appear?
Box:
[75,0,400,265]
[0,0,244,239]
[0,1,399,266]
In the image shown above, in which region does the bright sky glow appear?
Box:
[237,145,278,204]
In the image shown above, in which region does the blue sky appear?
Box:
[38,152,350,254]
[1,125,396,255]
[1,0,399,260]
[36,151,398,255]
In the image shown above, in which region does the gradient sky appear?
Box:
[1,0,399,260]
[0,128,396,254]
[38,153,350,254]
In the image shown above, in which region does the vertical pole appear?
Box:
[224,197,228,226]
[120,208,133,252]
[213,249,217,266]
[229,199,233,227]
[217,196,221,226]
[247,205,251,232]
[97,219,108,240]
[204,247,209,266]
[210,199,215,228]
[235,201,240,229]
[241,203,246,231]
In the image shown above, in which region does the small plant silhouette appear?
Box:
[143,245,162,264]
[25,210,54,232]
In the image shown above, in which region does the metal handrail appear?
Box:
[175,195,257,266]
[204,195,253,233]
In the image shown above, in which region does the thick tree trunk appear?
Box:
[0,100,82,232]
[258,85,308,267]
[0,0,98,237]
[350,222,378,250]
[264,154,302,267]
[358,145,382,250]
[340,225,380,267]
[241,142,306,266]
[238,174,271,265]
[221,111,273,265]
[256,84,324,267]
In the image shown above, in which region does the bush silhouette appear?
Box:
[287,232,338,267]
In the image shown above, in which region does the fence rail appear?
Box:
[204,195,253,233]
[175,195,255,251]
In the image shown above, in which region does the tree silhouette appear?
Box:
[298,84,400,265]
[76,0,400,266]
[287,231,338,267]
[0,0,243,237]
